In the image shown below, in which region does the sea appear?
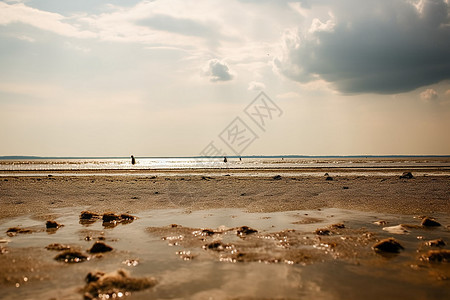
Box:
[0,156,449,176]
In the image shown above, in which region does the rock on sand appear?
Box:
[372,238,404,253]
[399,172,414,179]
[421,217,441,227]
[89,242,113,254]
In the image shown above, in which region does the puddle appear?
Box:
[0,208,449,299]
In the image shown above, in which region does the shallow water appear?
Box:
[1,157,450,172]
[0,208,449,299]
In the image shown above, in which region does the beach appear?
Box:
[3,0,450,298]
[1,171,450,220]
[1,160,450,299]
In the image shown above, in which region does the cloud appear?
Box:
[0,2,96,38]
[0,1,223,48]
[275,0,450,94]
[204,59,234,82]
[0,0,286,74]
[138,14,217,38]
[248,81,265,91]
[420,88,439,101]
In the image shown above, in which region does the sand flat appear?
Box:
[0,170,449,299]
[0,173,449,221]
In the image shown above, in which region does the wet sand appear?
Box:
[0,171,449,299]
[1,173,449,221]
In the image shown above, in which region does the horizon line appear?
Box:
[1,154,450,160]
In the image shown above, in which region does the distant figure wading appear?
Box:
[131,155,136,165]
[223,156,228,163]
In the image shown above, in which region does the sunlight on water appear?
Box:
[1,157,449,172]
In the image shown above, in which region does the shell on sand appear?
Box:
[382,225,410,235]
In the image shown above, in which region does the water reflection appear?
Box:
[0,208,449,299]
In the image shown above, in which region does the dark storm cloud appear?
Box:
[275,0,450,94]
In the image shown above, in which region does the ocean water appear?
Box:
[0,156,449,172]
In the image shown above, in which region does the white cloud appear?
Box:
[0,2,96,38]
[76,0,235,50]
[309,15,335,33]
[0,0,292,80]
[248,81,266,91]
[203,59,234,82]
[420,88,438,101]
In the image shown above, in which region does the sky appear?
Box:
[0,0,449,157]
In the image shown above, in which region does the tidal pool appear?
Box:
[0,207,449,299]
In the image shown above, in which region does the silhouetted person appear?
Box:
[224,156,227,163]
[239,157,242,161]
[131,155,136,165]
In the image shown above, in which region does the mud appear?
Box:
[6,227,34,237]
[425,239,446,247]
[82,269,157,300]
[45,243,72,251]
[421,249,450,262]
[79,211,136,228]
[54,250,88,263]
[147,223,379,265]
[1,207,449,299]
